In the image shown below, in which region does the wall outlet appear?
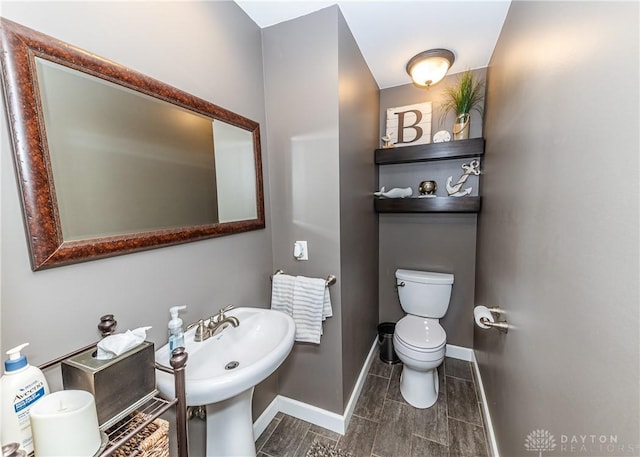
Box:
[293,241,308,260]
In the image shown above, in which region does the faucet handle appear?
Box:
[186,319,204,330]
[186,319,207,341]
[220,304,234,315]
[212,305,234,323]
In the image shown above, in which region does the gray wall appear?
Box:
[263,6,344,413]
[477,2,639,455]
[0,0,276,435]
[378,69,486,348]
[337,11,380,409]
[263,6,379,414]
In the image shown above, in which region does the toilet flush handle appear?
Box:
[395,282,405,288]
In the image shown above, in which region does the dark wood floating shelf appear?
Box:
[375,137,485,165]
[375,197,482,213]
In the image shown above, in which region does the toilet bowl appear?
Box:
[393,269,453,409]
[393,315,446,408]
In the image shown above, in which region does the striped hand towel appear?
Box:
[293,276,332,344]
[270,274,295,316]
[322,287,333,320]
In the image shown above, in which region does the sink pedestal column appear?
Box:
[205,387,256,457]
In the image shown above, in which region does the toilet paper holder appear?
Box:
[480,307,509,334]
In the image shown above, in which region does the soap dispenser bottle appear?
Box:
[0,343,49,454]
[168,305,187,355]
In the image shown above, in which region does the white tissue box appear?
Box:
[61,341,156,428]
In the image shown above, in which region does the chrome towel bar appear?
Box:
[271,269,336,287]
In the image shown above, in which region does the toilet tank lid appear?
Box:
[396,269,454,284]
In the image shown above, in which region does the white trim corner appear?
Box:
[445,343,474,361]
[253,337,378,438]
[342,337,378,432]
[253,395,281,441]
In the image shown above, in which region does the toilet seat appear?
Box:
[395,315,446,352]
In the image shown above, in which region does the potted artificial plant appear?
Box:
[441,70,485,140]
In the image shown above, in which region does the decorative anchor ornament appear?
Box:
[446,159,481,197]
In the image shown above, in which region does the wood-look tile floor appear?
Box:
[256,353,490,457]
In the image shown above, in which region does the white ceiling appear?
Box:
[235,1,511,89]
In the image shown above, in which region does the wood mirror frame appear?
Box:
[0,18,265,271]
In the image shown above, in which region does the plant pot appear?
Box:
[453,113,470,140]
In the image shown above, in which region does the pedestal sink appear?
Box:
[155,307,295,457]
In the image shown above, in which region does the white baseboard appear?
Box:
[471,352,499,457]
[341,337,378,432]
[277,396,345,434]
[445,343,474,361]
[253,338,378,438]
[252,395,281,441]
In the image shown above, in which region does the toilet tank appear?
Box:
[396,269,454,318]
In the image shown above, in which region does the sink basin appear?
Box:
[156,306,295,404]
[155,307,295,456]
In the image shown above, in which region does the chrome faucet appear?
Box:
[208,304,240,336]
[186,305,239,342]
[186,319,209,342]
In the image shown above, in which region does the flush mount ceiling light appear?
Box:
[406,49,455,87]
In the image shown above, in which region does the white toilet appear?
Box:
[392,268,454,409]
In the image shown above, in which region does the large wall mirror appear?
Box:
[0,18,265,270]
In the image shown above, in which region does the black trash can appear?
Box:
[377,322,400,364]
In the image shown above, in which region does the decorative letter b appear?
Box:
[395,109,423,144]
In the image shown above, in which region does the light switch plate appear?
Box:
[294,241,308,260]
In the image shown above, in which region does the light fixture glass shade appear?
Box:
[406,49,455,87]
